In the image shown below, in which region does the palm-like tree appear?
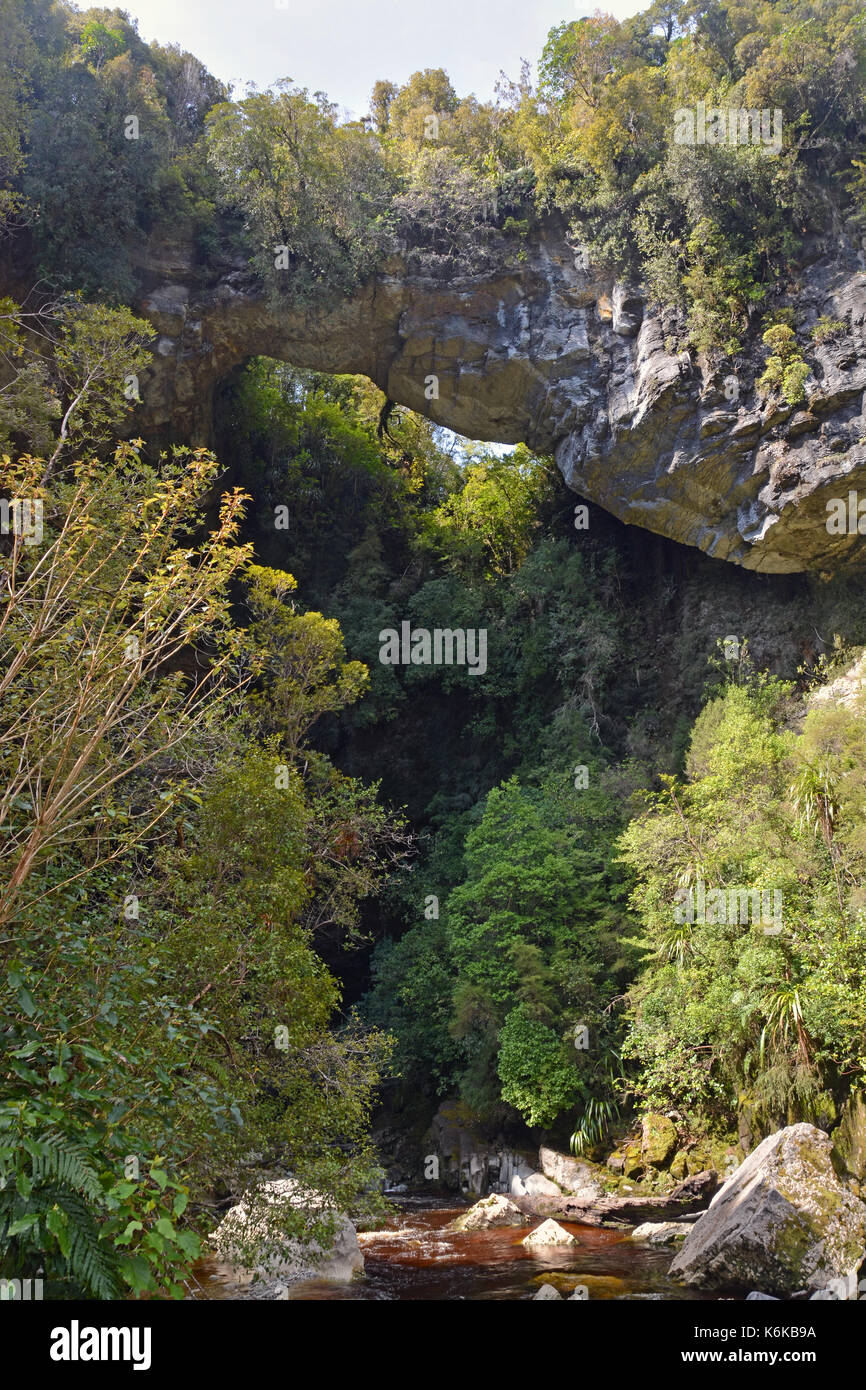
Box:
[759,978,812,1068]
[789,757,844,910]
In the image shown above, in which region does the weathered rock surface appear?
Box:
[209,1178,364,1285]
[669,1124,866,1294]
[513,1168,718,1227]
[524,1172,561,1198]
[533,1282,564,1299]
[641,1114,678,1168]
[832,1090,866,1190]
[808,1265,864,1299]
[630,1221,688,1244]
[538,1146,606,1201]
[132,217,866,573]
[522,1218,579,1247]
[447,1193,529,1231]
[421,1099,535,1195]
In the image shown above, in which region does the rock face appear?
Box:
[641,1114,678,1167]
[833,1090,866,1192]
[133,218,866,573]
[422,1099,535,1195]
[448,1194,529,1231]
[209,1178,364,1285]
[669,1124,866,1294]
[630,1221,688,1245]
[538,1147,606,1201]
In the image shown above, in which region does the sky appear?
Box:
[116,0,647,118]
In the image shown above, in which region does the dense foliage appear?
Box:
[2,0,866,1301]
[4,0,864,346]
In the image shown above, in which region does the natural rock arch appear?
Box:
[135,217,866,573]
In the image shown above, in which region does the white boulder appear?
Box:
[210,1178,364,1285]
[522,1218,579,1248]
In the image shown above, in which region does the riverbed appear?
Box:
[193,1196,717,1301]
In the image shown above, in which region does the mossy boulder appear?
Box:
[641,1113,678,1168]
[447,1194,529,1231]
[622,1141,645,1178]
[833,1091,866,1187]
[669,1124,866,1294]
[670,1149,689,1181]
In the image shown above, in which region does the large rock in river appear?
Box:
[669,1124,866,1294]
[210,1178,364,1285]
[448,1193,529,1231]
[522,1218,579,1248]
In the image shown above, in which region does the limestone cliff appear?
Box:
[134,217,866,573]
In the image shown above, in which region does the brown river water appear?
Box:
[193,1197,716,1301]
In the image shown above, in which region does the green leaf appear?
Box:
[175,1229,200,1258]
[46,1206,71,1258]
[116,1219,143,1246]
[7,1213,39,1237]
[16,987,36,1017]
[119,1253,152,1293]
[112,1181,138,1199]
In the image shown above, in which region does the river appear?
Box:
[193,1196,717,1301]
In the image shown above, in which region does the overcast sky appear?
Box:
[117,0,647,117]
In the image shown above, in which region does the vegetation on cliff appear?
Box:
[1,0,866,1300]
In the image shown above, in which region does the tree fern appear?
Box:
[0,1132,118,1298]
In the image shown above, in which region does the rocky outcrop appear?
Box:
[538,1147,606,1201]
[447,1194,529,1231]
[209,1178,364,1286]
[833,1090,866,1195]
[641,1114,678,1167]
[669,1124,866,1294]
[513,1170,718,1228]
[421,1099,535,1195]
[133,218,866,573]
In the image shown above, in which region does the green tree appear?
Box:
[206,82,394,304]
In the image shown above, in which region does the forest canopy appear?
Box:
[2,0,865,348]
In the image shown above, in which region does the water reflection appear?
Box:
[194,1196,715,1301]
